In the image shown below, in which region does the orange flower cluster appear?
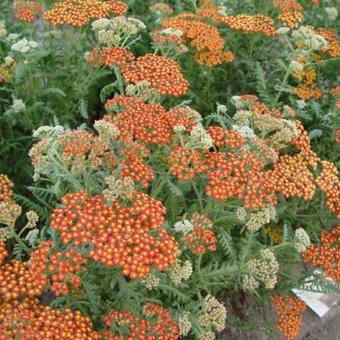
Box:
[206,152,277,208]
[292,85,322,100]
[197,0,276,36]
[0,242,8,265]
[315,161,340,218]
[184,212,217,254]
[47,248,88,296]
[274,0,304,28]
[208,126,245,148]
[163,13,234,66]
[270,121,319,200]
[13,1,42,22]
[0,174,14,203]
[87,47,135,68]
[121,54,189,96]
[0,241,49,301]
[103,303,179,339]
[30,130,117,175]
[104,98,170,145]
[303,227,340,281]
[220,14,276,36]
[292,66,322,100]
[51,191,178,279]
[273,295,306,340]
[0,298,101,339]
[168,146,209,181]
[271,154,316,200]
[121,150,155,188]
[44,0,128,26]
[316,28,340,58]
[335,130,340,144]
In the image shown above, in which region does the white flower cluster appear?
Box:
[174,219,194,235]
[198,295,227,333]
[0,21,7,38]
[199,331,215,340]
[103,176,135,203]
[11,99,26,113]
[91,16,145,47]
[142,273,160,289]
[6,33,20,43]
[246,208,275,232]
[178,313,192,336]
[125,81,158,102]
[294,228,311,253]
[161,28,182,37]
[11,38,38,53]
[292,26,328,50]
[245,249,279,290]
[232,125,256,139]
[94,120,120,143]
[33,125,65,139]
[4,56,15,67]
[236,206,276,232]
[186,125,213,150]
[325,7,338,21]
[168,259,193,285]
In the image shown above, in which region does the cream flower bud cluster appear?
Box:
[25,211,39,229]
[289,60,304,72]
[245,207,276,232]
[236,206,276,232]
[292,26,328,50]
[246,249,279,289]
[92,16,145,47]
[142,273,160,289]
[33,125,65,140]
[174,219,194,235]
[178,313,192,336]
[94,120,120,143]
[186,125,213,150]
[294,228,311,253]
[4,56,15,67]
[233,109,253,126]
[11,38,38,53]
[168,259,193,285]
[125,81,158,102]
[11,99,26,113]
[241,274,260,291]
[0,202,22,227]
[199,331,215,340]
[198,295,227,333]
[103,176,135,203]
[0,21,7,38]
[232,125,256,139]
[0,227,11,241]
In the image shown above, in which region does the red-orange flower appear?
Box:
[121,54,189,96]
[303,227,340,282]
[273,295,306,340]
[14,1,42,22]
[51,191,178,279]
[103,303,179,339]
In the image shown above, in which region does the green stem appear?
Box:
[113,66,124,95]
[192,181,203,210]
[10,227,31,254]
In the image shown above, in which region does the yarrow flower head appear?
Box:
[294,228,310,253]
[11,99,26,112]
[168,259,193,285]
[186,125,213,150]
[198,295,227,333]
[11,38,38,53]
[174,219,194,235]
[178,313,192,336]
[244,249,279,290]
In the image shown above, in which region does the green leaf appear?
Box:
[100,82,119,103]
